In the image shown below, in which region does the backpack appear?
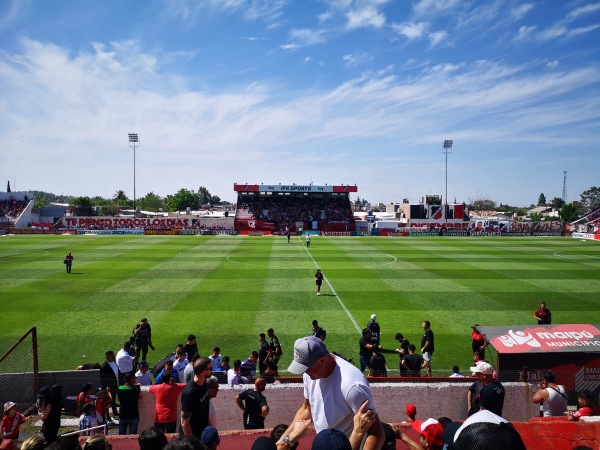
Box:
[153,353,175,378]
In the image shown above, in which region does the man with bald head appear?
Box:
[180,357,212,438]
[235,377,269,429]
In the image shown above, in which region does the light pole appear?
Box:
[442,140,453,226]
[128,133,139,214]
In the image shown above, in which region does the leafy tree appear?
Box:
[197,186,212,206]
[537,193,546,206]
[113,190,129,202]
[167,188,199,211]
[550,197,565,209]
[72,196,94,216]
[559,203,579,223]
[471,199,496,210]
[529,212,543,221]
[139,192,164,212]
[100,204,120,216]
[31,190,73,209]
[210,195,221,206]
[580,186,600,215]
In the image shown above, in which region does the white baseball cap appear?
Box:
[470,362,494,375]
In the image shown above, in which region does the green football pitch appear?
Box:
[0,234,599,375]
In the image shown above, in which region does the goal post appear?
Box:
[0,326,39,411]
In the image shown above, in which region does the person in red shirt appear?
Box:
[148,371,186,433]
[94,388,114,426]
[470,325,487,354]
[77,383,94,416]
[568,390,597,421]
[1,402,31,450]
[534,302,551,325]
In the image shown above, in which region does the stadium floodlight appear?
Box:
[442,140,453,226]
[128,133,140,213]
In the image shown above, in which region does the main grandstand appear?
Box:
[233,183,357,234]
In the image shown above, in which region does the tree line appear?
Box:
[30,187,230,217]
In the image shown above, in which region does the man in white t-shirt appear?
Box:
[227,359,241,387]
[172,347,189,383]
[276,336,384,450]
[116,341,135,377]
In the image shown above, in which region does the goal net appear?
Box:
[0,327,39,440]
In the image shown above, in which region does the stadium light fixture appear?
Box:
[443,140,453,227]
[128,133,139,213]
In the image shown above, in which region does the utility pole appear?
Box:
[442,140,453,226]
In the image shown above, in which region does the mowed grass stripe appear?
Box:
[0,235,599,374]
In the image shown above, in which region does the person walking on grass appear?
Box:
[64,252,73,273]
[421,321,434,378]
[315,269,323,296]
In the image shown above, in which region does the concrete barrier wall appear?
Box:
[137,382,538,432]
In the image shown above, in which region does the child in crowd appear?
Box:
[568,390,598,421]
[1,402,30,450]
[79,402,103,436]
[77,382,94,416]
[403,404,417,423]
[94,388,113,426]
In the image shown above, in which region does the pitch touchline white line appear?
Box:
[303,238,362,334]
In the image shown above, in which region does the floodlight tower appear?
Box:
[443,140,453,226]
[562,171,568,204]
[128,133,139,213]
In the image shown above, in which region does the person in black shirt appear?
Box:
[367,314,380,346]
[315,269,323,296]
[359,329,379,373]
[116,373,141,435]
[180,358,212,438]
[133,318,153,362]
[312,320,326,341]
[401,345,424,377]
[368,348,387,377]
[258,333,270,375]
[235,378,269,429]
[183,335,199,361]
[420,321,434,377]
[394,333,410,376]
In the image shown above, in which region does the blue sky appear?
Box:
[1,0,599,206]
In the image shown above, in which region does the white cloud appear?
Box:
[428,30,449,47]
[287,28,327,47]
[342,51,374,67]
[279,43,300,51]
[567,24,600,37]
[565,3,600,22]
[516,25,537,41]
[546,60,559,69]
[346,6,386,29]
[392,21,428,40]
[510,3,535,21]
[412,0,462,18]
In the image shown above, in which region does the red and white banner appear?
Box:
[479,324,600,354]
